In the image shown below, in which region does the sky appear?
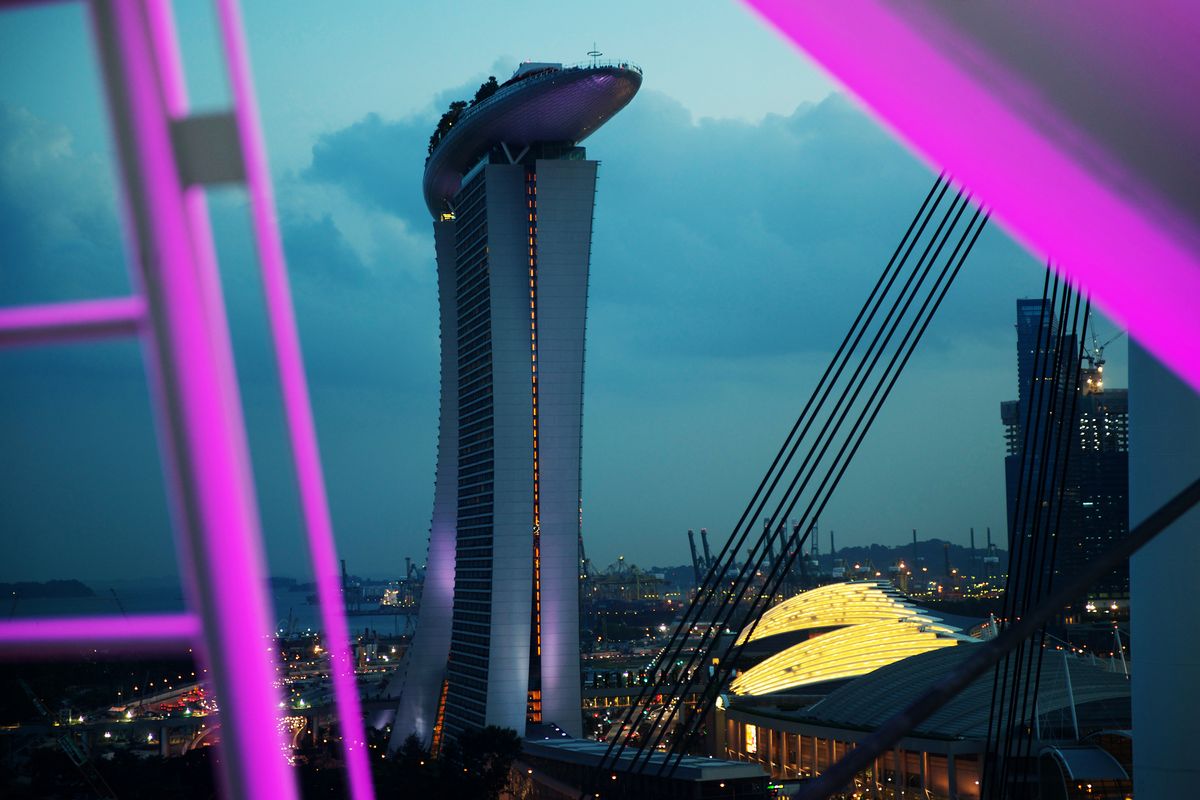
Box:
[0,1,1127,583]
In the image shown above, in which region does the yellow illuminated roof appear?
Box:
[729,617,967,697]
[736,580,937,646]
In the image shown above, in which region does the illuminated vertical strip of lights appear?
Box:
[527,168,544,724]
[430,679,449,756]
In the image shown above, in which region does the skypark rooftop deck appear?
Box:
[422,61,642,216]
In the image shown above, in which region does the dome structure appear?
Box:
[730,616,967,696]
[737,579,945,646]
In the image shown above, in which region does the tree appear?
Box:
[378,726,522,799]
[471,76,500,106]
[458,726,522,799]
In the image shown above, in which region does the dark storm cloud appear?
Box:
[303,113,430,224]
[300,88,1034,374]
[2,80,1039,577]
[0,103,128,306]
[0,104,440,580]
[583,90,1033,366]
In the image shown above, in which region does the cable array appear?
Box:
[793,474,1200,800]
[982,272,1090,799]
[582,175,990,796]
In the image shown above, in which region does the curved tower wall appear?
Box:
[394,153,595,746]
[532,158,596,733]
[457,163,534,736]
[391,220,460,747]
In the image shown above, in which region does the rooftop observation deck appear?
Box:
[422,61,642,217]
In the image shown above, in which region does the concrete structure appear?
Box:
[392,61,641,749]
[1129,343,1200,798]
[520,734,769,799]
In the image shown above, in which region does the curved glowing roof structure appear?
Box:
[736,580,941,646]
[729,617,967,697]
[422,62,642,216]
[804,645,1131,740]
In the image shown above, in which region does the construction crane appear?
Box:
[686,530,702,586]
[109,588,128,617]
[578,533,594,585]
[19,680,118,799]
[1084,322,1125,370]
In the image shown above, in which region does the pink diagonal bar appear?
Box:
[89,1,299,798]
[0,296,145,347]
[213,2,375,798]
[743,0,1200,395]
[0,613,199,658]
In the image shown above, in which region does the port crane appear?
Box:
[19,680,118,799]
[1083,320,1125,371]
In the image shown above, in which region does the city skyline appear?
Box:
[0,6,1193,800]
[0,3,1128,584]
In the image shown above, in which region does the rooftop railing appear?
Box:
[429,60,642,160]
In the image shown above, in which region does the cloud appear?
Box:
[0,105,441,580]
[0,104,129,305]
[303,112,430,223]
[581,90,1039,365]
[0,81,1051,577]
[300,60,515,226]
[299,87,1043,372]
[239,83,1048,567]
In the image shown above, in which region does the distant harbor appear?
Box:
[5,579,418,637]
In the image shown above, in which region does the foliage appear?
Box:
[426,76,500,157]
[472,76,500,107]
[375,726,522,799]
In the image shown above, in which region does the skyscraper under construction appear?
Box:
[1000,299,1129,603]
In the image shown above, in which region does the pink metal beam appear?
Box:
[0,297,144,348]
[0,613,198,658]
[744,0,1200,395]
[214,2,375,797]
[88,1,298,798]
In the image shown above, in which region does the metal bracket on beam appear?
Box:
[170,112,245,186]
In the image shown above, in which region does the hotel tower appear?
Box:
[392,60,641,748]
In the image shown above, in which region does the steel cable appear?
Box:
[627,187,971,775]
[581,175,952,795]
[659,206,988,779]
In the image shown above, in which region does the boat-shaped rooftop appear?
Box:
[422,61,642,217]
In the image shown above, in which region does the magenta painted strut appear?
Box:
[0,296,145,348]
[93,1,300,798]
[0,614,199,658]
[213,2,376,798]
[744,0,1200,395]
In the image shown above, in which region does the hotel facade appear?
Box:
[392,61,641,748]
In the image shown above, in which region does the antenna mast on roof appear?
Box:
[587,43,602,66]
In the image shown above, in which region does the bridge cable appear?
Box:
[581,173,951,794]
[627,184,973,776]
[659,204,988,779]
[605,181,965,778]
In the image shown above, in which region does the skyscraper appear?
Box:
[1066,358,1129,598]
[392,61,641,749]
[1000,299,1130,602]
